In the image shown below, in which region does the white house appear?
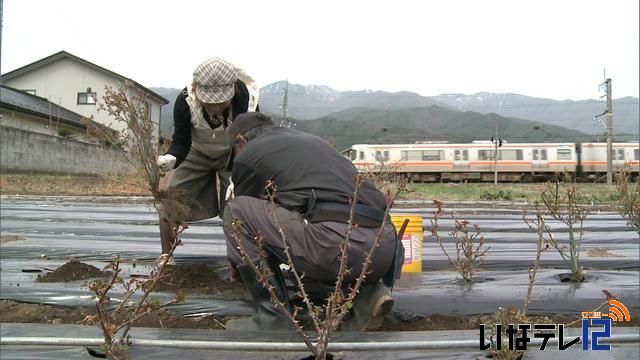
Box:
[1,51,169,138]
[1,85,90,139]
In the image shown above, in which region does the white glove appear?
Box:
[157,154,177,172]
[225,177,235,201]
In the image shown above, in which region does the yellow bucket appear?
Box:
[391,214,424,273]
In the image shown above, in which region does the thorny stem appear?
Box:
[92,259,123,356]
[228,223,318,356]
[540,180,587,282]
[118,225,185,340]
[335,191,396,328]
[431,201,488,282]
[325,174,362,332]
[264,182,323,334]
[521,207,547,317]
[616,169,640,233]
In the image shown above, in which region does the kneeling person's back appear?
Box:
[233,126,386,212]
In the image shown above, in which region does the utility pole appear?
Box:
[280,79,289,127]
[605,78,613,185]
[596,78,613,184]
[494,120,498,185]
[0,0,3,86]
[491,117,502,185]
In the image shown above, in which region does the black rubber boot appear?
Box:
[340,281,394,331]
[225,262,292,331]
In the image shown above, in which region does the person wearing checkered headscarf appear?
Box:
[155,57,259,259]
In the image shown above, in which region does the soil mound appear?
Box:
[155,264,246,295]
[37,260,110,282]
[0,235,25,244]
[0,300,225,329]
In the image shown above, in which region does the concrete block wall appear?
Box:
[1,125,132,175]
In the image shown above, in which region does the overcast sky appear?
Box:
[1,0,638,100]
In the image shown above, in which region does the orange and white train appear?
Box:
[346,142,640,182]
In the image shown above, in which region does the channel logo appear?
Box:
[480,299,632,351]
[604,299,630,322]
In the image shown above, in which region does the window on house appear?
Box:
[77,92,97,105]
[499,149,523,160]
[556,149,572,160]
[145,101,152,119]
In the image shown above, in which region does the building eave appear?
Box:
[1,51,170,105]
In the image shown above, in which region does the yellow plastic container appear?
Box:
[391,214,424,273]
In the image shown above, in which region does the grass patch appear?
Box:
[0,173,153,196]
[402,183,619,205]
[1,173,622,205]
[479,189,516,201]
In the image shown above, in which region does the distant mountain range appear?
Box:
[259,81,451,120]
[431,92,639,136]
[151,82,638,149]
[293,105,590,151]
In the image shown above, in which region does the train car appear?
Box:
[348,142,577,182]
[579,143,640,179]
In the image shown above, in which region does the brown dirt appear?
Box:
[3,300,637,332]
[586,247,624,257]
[36,260,111,282]
[0,300,225,329]
[154,264,247,296]
[0,235,26,244]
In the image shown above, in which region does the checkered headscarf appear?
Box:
[193,58,238,104]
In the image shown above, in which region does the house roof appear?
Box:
[1,51,170,105]
[0,85,89,129]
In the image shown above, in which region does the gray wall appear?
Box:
[1,125,131,175]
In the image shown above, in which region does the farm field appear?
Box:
[1,198,638,358]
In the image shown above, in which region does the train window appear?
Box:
[615,149,625,160]
[478,150,494,161]
[422,150,444,161]
[454,150,468,161]
[374,151,390,161]
[635,149,639,160]
[556,149,572,160]
[401,150,422,161]
[499,149,523,160]
[350,150,357,161]
[358,151,365,160]
[533,149,548,161]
